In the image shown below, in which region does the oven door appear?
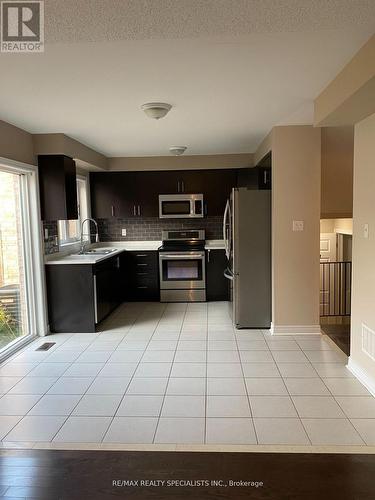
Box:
[159,252,206,290]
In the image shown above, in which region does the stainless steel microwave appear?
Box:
[159,194,204,219]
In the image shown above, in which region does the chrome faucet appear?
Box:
[79,218,99,254]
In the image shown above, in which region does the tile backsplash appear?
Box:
[42,216,223,254]
[97,216,223,241]
[43,221,59,254]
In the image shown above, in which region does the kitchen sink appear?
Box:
[81,249,117,255]
[71,248,117,257]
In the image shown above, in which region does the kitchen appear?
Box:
[41,154,272,333]
[0,5,374,494]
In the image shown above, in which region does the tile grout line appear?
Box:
[0,332,77,398]
[152,303,187,444]
[1,331,93,442]
[234,327,259,445]
[265,337,313,446]
[203,305,209,444]
[24,305,140,443]
[101,303,167,444]
[331,395,367,445]
[1,303,373,447]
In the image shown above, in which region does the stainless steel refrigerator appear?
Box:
[223,188,271,328]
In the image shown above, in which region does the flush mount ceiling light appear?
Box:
[141,102,172,120]
[169,146,187,156]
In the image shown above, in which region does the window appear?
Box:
[58,176,89,246]
[0,162,45,358]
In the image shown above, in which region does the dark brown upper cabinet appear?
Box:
[38,155,78,221]
[257,152,272,190]
[90,168,238,219]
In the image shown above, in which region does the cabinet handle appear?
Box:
[136,254,148,257]
[137,272,148,276]
[137,263,148,266]
[93,276,98,324]
[264,171,267,185]
[181,181,185,193]
[138,205,141,216]
[177,181,180,193]
[133,205,136,216]
[137,286,148,289]
[111,205,115,217]
[207,249,210,263]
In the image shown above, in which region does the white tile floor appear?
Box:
[0,301,375,447]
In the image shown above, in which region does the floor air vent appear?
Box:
[36,342,56,351]
[362,323,375,361]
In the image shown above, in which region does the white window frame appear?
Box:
[58,175,90,248]
[0,156,47,361]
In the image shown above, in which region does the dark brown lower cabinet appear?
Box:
[122,251,160,301]
[45,254,123,333]
[206,249,229,301]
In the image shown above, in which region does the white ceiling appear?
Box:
[0,1,374,156]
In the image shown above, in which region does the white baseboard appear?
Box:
[270,323,322,336]
[347,357,375,397]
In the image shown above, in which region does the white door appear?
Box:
[320,233,337,316]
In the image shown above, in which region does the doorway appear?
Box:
[319,219,352,355]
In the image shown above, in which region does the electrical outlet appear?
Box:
[121,229,127,237]
[293,220,304,232]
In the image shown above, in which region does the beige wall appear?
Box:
[253,132,273,166]
[349,112,375,389]
[33,134,108,171]
[109,154,253,171]
[0,120,35,165]
[321,126,354,218]
[315,34,375,126]
[271,126,321,331]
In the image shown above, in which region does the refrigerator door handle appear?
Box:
[224,267,234,281]
[223,199,229,241]
[223,199,232,260]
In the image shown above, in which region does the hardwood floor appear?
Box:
[0,449,374,499]
[321,321,350,355]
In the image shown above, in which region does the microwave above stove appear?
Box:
[159,194,204,219]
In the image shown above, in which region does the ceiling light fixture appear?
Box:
[169,146,187,156]
[141,102,172,120]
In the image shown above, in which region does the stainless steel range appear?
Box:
[159,229,206,302]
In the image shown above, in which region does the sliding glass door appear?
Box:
[0,169,34,352]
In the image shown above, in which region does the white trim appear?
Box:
[347,357,375,397]
[270,323,322,335]
[0,157,48,362]
[334,228,353,235]
[0,156,37,173]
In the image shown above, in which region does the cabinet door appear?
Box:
[237,168,258,189]
[91,173,118,218]
[178,170,203,194]
[206,249,229,301]
[95,256,121,322]
[258,167,272,190]
[38,155,78,221]
[203,170,237,216]
[91,173,136,218]
[132,172,160,217]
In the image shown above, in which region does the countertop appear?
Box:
[45,240,226,265]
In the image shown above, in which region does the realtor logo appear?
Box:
[1,1,44,52]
